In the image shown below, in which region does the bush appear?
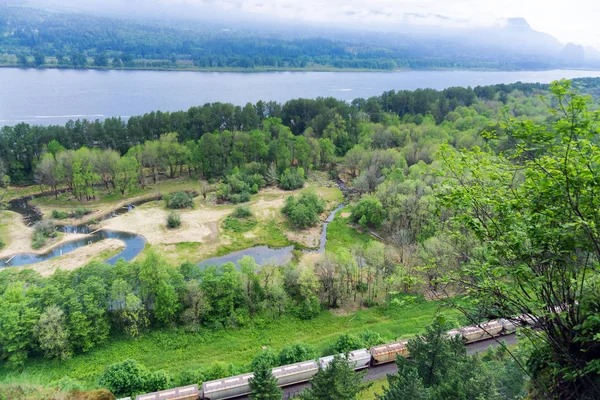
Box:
[279,168,305,190]
[166,211,181,229]
[279,344,316,365]
[328,333,363,355]
[176,369,205,387]
[223,217,256,233]
[233,206,253,218]
[282,191,326,229]
[51,210,68,219]
[0,240,4,249]
[295,293,321,320]
[98,359,148,398]
[351,196,385,228]
[98,359,170,398]
[73,207,92,218]
[32,219,57,249]
[230,191,251,204]
[165,191,194,209]
[251,349,279,370]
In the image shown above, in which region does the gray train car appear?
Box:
[202,373,253,400]
[271,360,319,386]
[135,385,199,400]
[370,340,409,365]
[202,360,319,400]
[318,349,371,370]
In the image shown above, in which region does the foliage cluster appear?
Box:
[165,191,194,209]
[281,191,325,229]
[166,211,181,229]
[31,219,57,249]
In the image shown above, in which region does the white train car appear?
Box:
[134,385,199,400]
[202,360,319,400]
[202,372,253,400]
[318,349,371,370]
[271,360,319,386]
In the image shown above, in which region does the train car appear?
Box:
[271,360,319,386]
[202,361,320,400]
[318,349,371,370]
[369,340,409,365]
[460,320,503,343]
[202,372,254,400]
[134,385,199,400]
[499,318,521,333]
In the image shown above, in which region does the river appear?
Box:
[2,68,600,126]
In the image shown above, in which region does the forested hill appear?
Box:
[1,4,599,71]
[2,78,600,186]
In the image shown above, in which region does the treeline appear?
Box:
[1,6,594,71]
[0,239,405,368]
[0,81,550,185]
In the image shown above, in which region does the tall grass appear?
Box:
[0,299,459,387]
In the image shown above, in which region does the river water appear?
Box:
[2,68,600,126]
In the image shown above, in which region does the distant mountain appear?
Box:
[1,4,599,71]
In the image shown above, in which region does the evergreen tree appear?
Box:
[248,359,282,400]
[299,355,370,400]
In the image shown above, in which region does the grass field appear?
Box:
[0,298,459,389]
[363,376,389,400]
[325,206,376,253]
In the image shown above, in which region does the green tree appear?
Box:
[299,355,370,400]
[439,80,600,398]
[351,195,385,228]
[115,156,140,195]
[248,359,282,400]
[377,361,427,400]
[36,305,71,360]
[281,191,325,229]
[98,359,148,397]
[0,282,41,367]
[279,344,316,365]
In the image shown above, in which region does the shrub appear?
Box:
[282,191,326,229]
[32,219,57,249]
[144,370,170,393]
[177,369,205,387]
[328,333,363,355]
[279,168,305,190]
[73,207,92,218]
[351,196,385,228]
[233,206,253,218]
[165,191,194,209]
[51,210,68,219]
[358,330,384,348]
[98,359,148,398]
[230,191,251,204]
[295,293,321,320]
[279,344,316,365]
[223,217,256,233]
[251,349,279,370]
[166,211,181,229]
[0,239,4,249]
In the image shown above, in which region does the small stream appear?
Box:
[199,203,346,268]
[1,184,347,269]
[0,196,153,268]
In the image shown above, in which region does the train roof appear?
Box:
[135,385,198,400]
[272,360,318,378]
[203,373,254,394]
[370,340,408,355]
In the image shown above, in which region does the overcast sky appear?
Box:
[31,0,600,49]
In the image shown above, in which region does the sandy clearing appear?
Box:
[13,239,125,276]
[101,204,231,245]
[0,211,88,259]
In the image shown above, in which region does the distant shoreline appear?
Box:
[3,64,598,74]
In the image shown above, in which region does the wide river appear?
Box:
[2,68,600,126]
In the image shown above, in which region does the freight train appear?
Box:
[125,316,532,400]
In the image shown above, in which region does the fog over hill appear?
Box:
[2,0,599,70]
